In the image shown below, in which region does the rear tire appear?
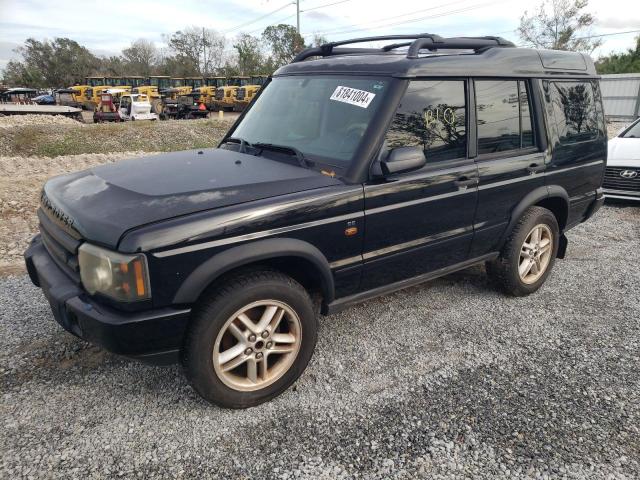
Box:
[486,206,559,296]
[182,269,317,408]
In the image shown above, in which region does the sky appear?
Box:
[1,0,639,71]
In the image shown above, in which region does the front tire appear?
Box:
[486,206,559,296]
[182,269,317,408]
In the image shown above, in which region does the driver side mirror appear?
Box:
[381,146,427,175]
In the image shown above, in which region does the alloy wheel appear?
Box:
[519,224,553,284]
[212,300,302,392]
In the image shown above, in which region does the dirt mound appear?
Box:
[0,114,83,129]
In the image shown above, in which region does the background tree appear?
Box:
[99,56,126,76]
[122,39,157,76]
[166,27,226,76]
[233,34,264,75]
[311,34,328,47]
[262,24,306,68]
[518,0,602,52]
[3,38,99,88]
[596,37,640,73]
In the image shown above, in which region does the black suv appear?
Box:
[25,34,606,408]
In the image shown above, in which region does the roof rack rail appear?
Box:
[291,34,515,63]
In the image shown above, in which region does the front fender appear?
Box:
[172,238,335,305]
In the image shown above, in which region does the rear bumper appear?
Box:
[24,235,191,365]
[583,188,606,220]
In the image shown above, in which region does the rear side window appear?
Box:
[548,81,599,144]
[385,80,467,162]
[475,80,535,155]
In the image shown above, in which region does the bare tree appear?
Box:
[122,39,157,76]
[518,0,603,52]
[166,27,226,76]
[311,34,328,47]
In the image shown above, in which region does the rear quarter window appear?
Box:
[547,80,600,144]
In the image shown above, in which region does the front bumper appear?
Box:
[24,235,191,365]
[603,188,640,201]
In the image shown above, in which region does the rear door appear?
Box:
[542,79,607,226]
[361,79,479,291]
[470,79,547,257]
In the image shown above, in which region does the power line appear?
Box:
[304,0,473,36]
[300,0,353,13]
[245,14,297,35]
[243,0,354,36]
[223,2,294,33]
[306,0,508,37]
[575,29,640,39]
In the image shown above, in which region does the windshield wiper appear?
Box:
[253,142,310,168]
[222,136,253,154]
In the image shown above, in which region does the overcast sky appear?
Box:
[1,0,639,71]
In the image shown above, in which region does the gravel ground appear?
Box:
[1,204,638,479]
[0,152,151,274]
[0,114,233,274]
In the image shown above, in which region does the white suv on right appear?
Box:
[605,118,640,201]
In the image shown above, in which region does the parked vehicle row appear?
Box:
[76,75,269,114]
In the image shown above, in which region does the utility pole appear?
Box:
[202,27,207,76]
[296,0,300,34]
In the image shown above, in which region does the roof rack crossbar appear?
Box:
[292,34,515,63]
[292,33,443,62]
[407,36,515,58]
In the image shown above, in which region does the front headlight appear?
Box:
[78,243,151,302]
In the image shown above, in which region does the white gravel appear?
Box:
[1,204,639,479]
[0,114,83,129]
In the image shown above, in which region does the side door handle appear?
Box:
[454,176,478,188]
[527,163,546,174]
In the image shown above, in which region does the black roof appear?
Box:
[277,34,597,78]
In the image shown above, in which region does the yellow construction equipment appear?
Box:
[213,76,249,111]
[85,76,106,87]
[69,85,92,108]
[233,75,268,112]
[185,77,204,90]
[125,76,145,88]
[197,77,226,110]
[148,76,171,91]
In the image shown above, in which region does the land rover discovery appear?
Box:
[25,34,606,408]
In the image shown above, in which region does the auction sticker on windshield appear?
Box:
[330,86,376,108]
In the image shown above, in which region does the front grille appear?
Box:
[215,89,224,100]
[236,88,246,100]
[38,209,81,283]
[603,166,640,192]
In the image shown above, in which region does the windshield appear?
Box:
[231,76,389,168]
[621,119,640,138]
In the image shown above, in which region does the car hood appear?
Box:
[608,137,640,163]
[42,148,342,248]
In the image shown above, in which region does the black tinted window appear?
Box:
[549,81,599,144]
[520,81,534,148]
[476,80,535,154]
[385,80,467,162]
